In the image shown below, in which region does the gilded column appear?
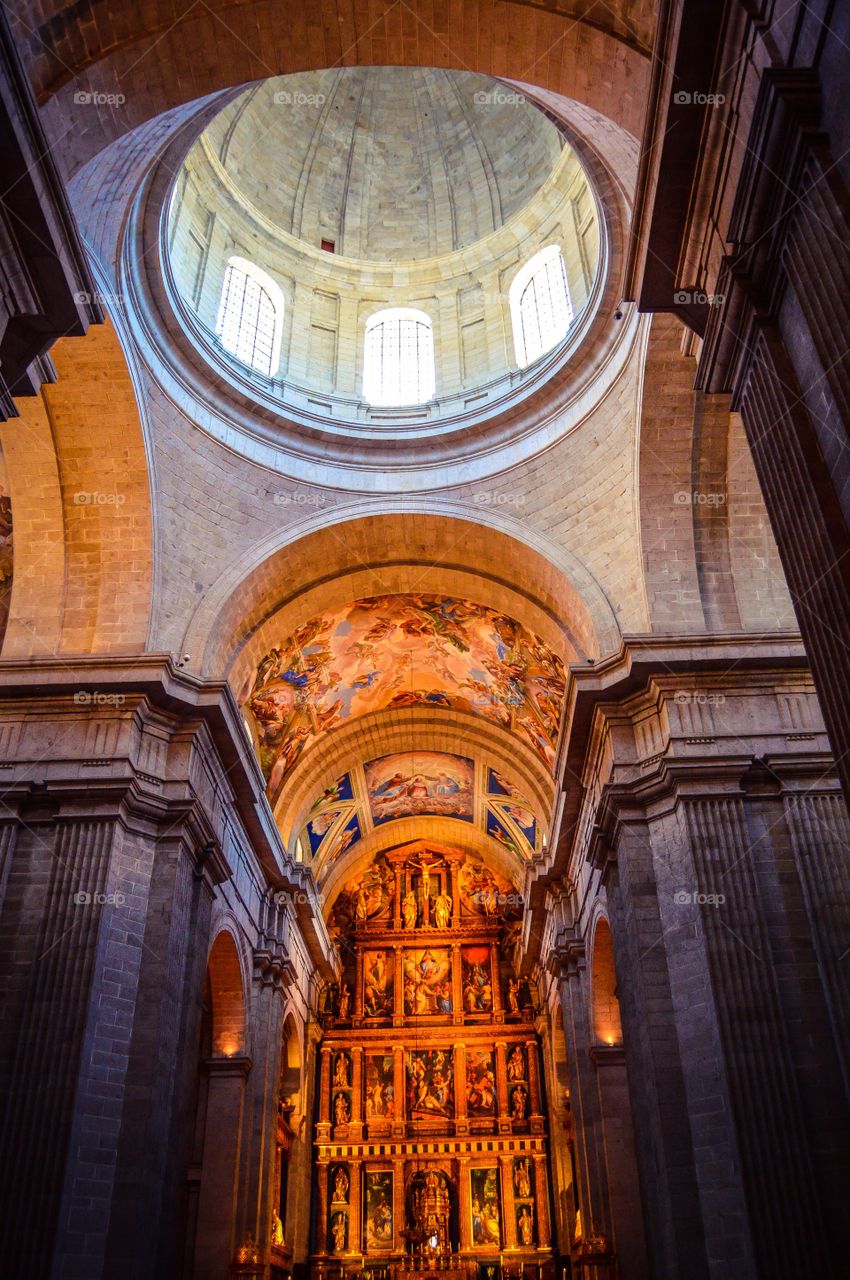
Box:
[315,1161,330,1255]
[393,1159,406,1254]
[393,1043,406,1136]
[500,1154,517,1249]
[491,944,504,1020]
[526,1038,544,1133]
[353,950,364,1023]
[348,1159,363,1255]
[393,946,405,1025]
[350,1045,364,1140]
[455,1042,468,1134]
[452,942,464,1022]
[533,1155,551,1248]
[393,865,403,928]
[317,1045,333,1138]
[494,1041,511,1134]
[457,1157,472,1252]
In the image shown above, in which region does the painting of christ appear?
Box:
[407,1049,454,1119]
[365,752,474,826]
[363,949,394,1018]
[403,948,453,1015]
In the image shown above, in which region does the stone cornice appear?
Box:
[0,654,336,980]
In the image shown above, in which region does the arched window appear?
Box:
[362,308,436,407]
[509,245,573,369]
[215,256,284,376]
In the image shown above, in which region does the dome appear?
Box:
[205,68,566,262]
[165,68,604,442]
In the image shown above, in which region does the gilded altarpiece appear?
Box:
[313,844,554,1279]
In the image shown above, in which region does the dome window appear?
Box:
[510,245,573,369]
[362,308,436,407]
[215,256,284,376]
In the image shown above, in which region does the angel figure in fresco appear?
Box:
[333,1054,350,1089]
[514,1159,532,1199]
[507,1047,525,1082]
[334,1093,351,1126]
[337,982,351,1020]
[332,1213,347,1253]
[433,891,452,930]
[511,1085,528,1121]
[518,1207,534,1246]
[507,977,521,1016]
[401,890,418,930]
[333,1168,350,1203]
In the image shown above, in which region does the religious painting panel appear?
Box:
[466,1048,497,1116]
[458,860,522,921]
[470,1167,502,1247]
[329,854,394,933]
[306,805,346,856]
[363,949,394,1018]
[364,1053,395,1120]
[364,1170,394,1250]
[365,751,474,825]
[407,1049,454,1119]
[485,807,525,861]
[461,945,493,1013]
[403,948,453,1015]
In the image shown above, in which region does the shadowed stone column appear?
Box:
[564,653,850,1280]
[194,1056,252,1280]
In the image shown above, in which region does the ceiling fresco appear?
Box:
[299,753,542,868]
[247,594,567,789]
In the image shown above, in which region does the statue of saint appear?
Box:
[271,1210,284,1246]
[514,1158,531,1199]
[433,891,452,930]
[333,1167,350,1202]
[401,890,418,930]
[334,1092,350,1126]
[507,977,521,1015]
[512,1084,528,1121]
[333,1054,350,1088]
[337,982,351,1019]
[507,1046,525,1081]
[332,1214,347,1253]
[518,1207,534,1246]
[354,886,369,924]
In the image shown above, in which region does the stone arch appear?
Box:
[280,1010,302,1106]
[589,914,622,1047]
[1,314,153,658]
[206,928,247,1058]
[182,508,621,687]
[17,3,652,180]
